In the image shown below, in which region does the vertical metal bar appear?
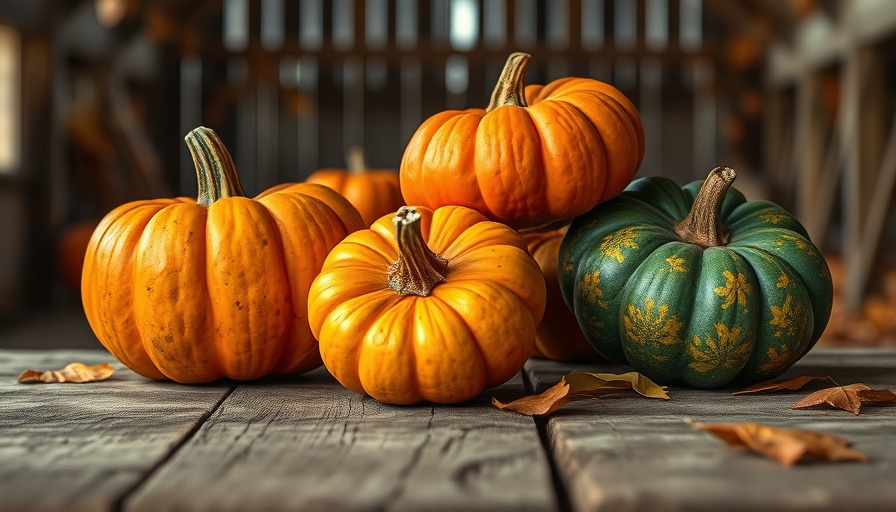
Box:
[299,0,323,51]
[581,0,605,51]
[179,55,202,196]
[261,0,285,51]
[400,57,422,146]
[223,0,250,52]
[396,0,419,50]
[297,56,318,177]
[640,58,663,176]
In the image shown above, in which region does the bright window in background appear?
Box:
[0,24,20,174]
[581,0,604,51]
[223,0,249,51]
[680,0,703,51]
[450,0,479,51]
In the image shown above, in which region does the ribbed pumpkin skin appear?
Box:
[524,227,598,362]
[306,168,403,226]
[400,54,644,230]
[82,176,365,382]
[559,176,833,388]
[308,205,546,405]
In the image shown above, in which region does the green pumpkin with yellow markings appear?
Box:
[558,167,833,388]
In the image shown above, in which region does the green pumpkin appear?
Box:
[558,168,833,388]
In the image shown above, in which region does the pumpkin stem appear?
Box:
[486,52,531,112]
[185,126,246,206]
[674,167,736,247]
[387,207,448,297]
[347,147,366,175]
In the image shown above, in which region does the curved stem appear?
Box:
[674,167,736,247]
[387,207,449,297]
[486,52,531,112]
[185,126,246,206]
[347,147,366,175]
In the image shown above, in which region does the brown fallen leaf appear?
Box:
[732,375,834,395]
[571,371,670,400]
[493,371,667,416]
[791,383,896,415]
[17,362,115,384]
[691,421,868,466]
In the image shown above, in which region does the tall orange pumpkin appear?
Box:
[400,52,645,230]
[306,148,404,226]
[524,227,598,362]
[81,127,365,383]
[308,205,546,404]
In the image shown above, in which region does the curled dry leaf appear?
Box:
[691,421,868,466]
[792,383,896,415]
[492,371,668,416]
[17,362,115,384]
[732,375,834,395]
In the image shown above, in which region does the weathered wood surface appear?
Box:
[0,349,233,512]
[126,369,556,512]
[526,348,896,512]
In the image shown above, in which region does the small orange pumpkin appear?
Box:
[523,227,598,362]
[400,52,645,230]
[81,127,365,383]
[308,205,546,404]
[306,148,404,226]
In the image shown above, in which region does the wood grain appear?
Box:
[0,349,233,512]
[126,368,557,512]
[526,349,896,512]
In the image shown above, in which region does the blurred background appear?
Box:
[0,0,894,349]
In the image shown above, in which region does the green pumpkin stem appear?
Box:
[387,207,448,297]
[185,126,246,206]
[674,167,736,247]
[486,52,531,112]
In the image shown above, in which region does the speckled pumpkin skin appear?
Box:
[558,176,833,388]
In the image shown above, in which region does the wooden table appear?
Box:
[2,347,895,512]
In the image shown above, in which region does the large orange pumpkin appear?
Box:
[308,205,546,404]
[81,127,365,383]
[400,52,645,230]
[524,227,598,362]
[306,148,404,226]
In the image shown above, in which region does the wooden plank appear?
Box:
[527,349,896,512]
[0,349,233,512]
[126,369,557,512]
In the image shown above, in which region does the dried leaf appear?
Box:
[493,371,667,416]
[732,375,834,395]
[791,383,896,415]
[492,377,573,416]
[17,362,115,384]
[692,421,868,466]
[580,371,670,399]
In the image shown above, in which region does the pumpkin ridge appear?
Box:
[413,292,489,402]
[551,92,642,198]
[474,108,537,222]
[527,100,606,217]
[85,203,171,380]
[434,112,493,217]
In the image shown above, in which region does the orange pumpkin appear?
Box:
[524,227,598,362]
[400,52,645,230]
[306,148,404,226]
[308,205,546,404]
[81,127,365,383]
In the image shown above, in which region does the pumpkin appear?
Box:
[559,167,833,388]
[523,227,598,362]
[81,127,365,383]
[308,205,546,404]
[400,52,645,230]
[306,147,404,226]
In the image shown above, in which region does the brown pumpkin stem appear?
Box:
[387,207,448,297]
[347,147,366,175]
[486,52,531,112]
[674,167,736,247]
[185,126,246,206]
